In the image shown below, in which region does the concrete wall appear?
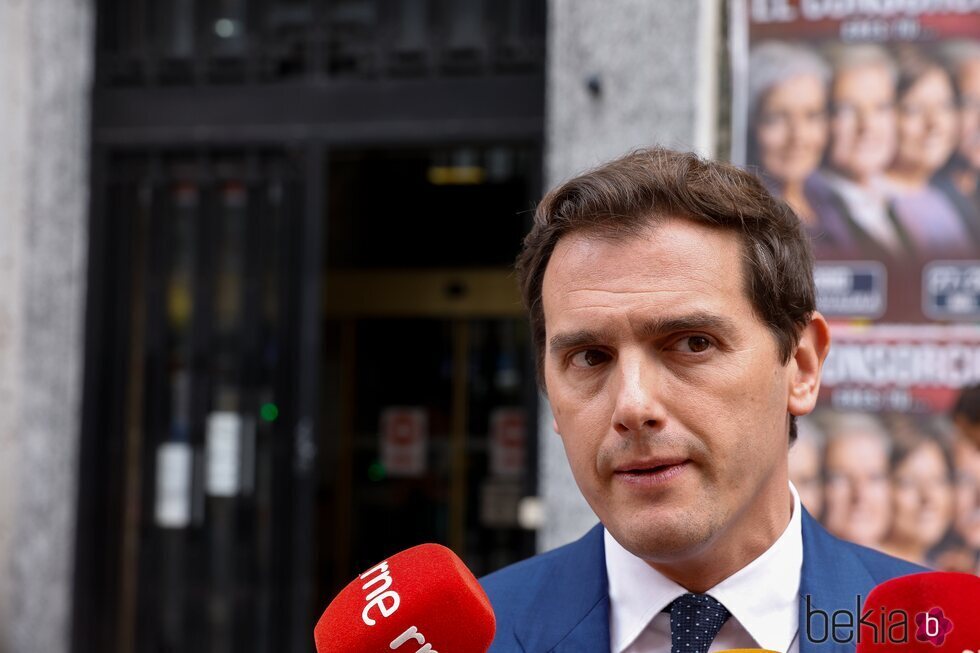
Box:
[0,0,94,651]
[538,0,723,552]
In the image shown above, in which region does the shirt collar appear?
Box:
[819,171,904,254]
[822,170,887,201]
[604,483,803,652]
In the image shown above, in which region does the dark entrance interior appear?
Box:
[317,147,539,605]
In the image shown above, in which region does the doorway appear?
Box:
[316,146,540,600]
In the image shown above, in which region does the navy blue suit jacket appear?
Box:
[480,510,924,653]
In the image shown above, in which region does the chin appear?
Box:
[613,516,717,562]
[781,169,810,185]
[625,533,710,563]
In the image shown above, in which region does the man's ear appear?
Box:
[552,418,560,435]
[788,311,831,417]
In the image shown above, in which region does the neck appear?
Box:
[782,182,816,226]
[646,472,793,592]
[886,165,931,189]
[832,167,874,188]
[880,537,927,566]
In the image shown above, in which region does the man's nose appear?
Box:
[851,476,871,504]
[855,108,872,135]
[610,353,666,435]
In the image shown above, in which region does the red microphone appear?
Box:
[855,571,980,652]
[314,543,495,653]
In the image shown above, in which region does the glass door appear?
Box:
[318,272,538,600]
[314,145,540,600]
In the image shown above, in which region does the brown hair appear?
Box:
[517,147,815,390]
[894,45,957,104]
[884,414,954,476]
[953,384,980,425]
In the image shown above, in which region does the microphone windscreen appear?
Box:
[856,571,980,653]
[314,543,495,653]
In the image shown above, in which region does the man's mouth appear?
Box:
[614,460,690,485]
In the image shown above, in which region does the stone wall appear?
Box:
[0,1,94,651]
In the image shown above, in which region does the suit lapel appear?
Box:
[824,185,904,260]
[798,510,876,653]
[514,524,611,653]
[548,595,610,653]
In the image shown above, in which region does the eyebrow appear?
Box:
[548,312,737,354]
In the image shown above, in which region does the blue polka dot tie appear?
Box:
[667,593,731,653]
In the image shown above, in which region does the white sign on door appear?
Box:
[490,408,526,478]
[206,411,242,497]
[155,442,193,528]
[380,407,428,477]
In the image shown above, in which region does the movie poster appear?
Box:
[731,0,980,572]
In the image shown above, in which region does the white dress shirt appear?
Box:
[605,483,804,653]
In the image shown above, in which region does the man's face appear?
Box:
[829,63,897,184]
[541,218,814,567]
[823,432,892,547]
[960,59,980,171]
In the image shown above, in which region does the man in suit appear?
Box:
[480,148,922,653]
[820,45,908,260]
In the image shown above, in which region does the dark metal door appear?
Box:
[74,149,322,653]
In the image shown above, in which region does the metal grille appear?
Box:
[77,149,318,653]
[96,0,546,86]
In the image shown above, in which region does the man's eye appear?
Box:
[676,336,712,353]
[570,349,609,368]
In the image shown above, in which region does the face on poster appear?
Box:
[742,3,980,282]
[732,1,980,572]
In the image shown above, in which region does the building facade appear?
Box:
[0,2,722,652]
